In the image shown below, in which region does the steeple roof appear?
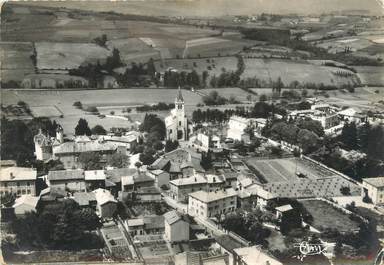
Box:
[176,86,184,102]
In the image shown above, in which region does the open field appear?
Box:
[301,199,360,233]
[245,157,336,183]
[0,42,35,82]
[241,58,360,87]
[355,66,384,86]
[30,105,63,118]
[35,42,112,70]
[1,89,202,134]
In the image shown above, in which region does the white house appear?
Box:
[13,195,40,215]
[188,188,237,219]
[93,188,117,218]
[0,167,37,196]
[362,177,384,205]
[227,116,252,142]
[164,210,189,242]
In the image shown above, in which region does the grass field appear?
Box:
[245,157,336,183]
[35,42,112,70]
[1,89,202,134]
[301,199,360,233]
[241,58,360,87]
[0,42,35,82]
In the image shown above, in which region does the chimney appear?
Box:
[10,172,15,179]
[213,177,216,183]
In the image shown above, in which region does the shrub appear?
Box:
[73,101,82,109]
[110,111,115,115]
[86,106,98,113]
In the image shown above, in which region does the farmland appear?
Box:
[241,58,360,87]
[0,42,35,82]
[301,199,360,233]
[35,42,112,70]
[1,88,202,134]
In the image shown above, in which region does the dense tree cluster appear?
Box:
[163,69,200,88]
[221,209,272,247]
[202,91,228,106]
[91,125,107,135]
[8,200,102,250]
[107,153,129,168]
[136,102,175,112]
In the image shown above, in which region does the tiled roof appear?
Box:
[13,195,39,208]
[93,188,117,205]
[0,167,37,182]
[105,168,137,183]
[164,210,184,225]
[73,192,96,206]
[275,204,293,212]
[215,235,243,252]
[143,215,165,230]
[48,169,84,181]
[189,188,237,203]
[363,177,384,188]
[53,141,117,155]
[84,170,106,180]
[170,175,207,186]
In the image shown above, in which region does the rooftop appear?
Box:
[48,169,84,181]
[164,210,186,225]
[215,235,243,253]
[93,188,117,205]
[127,218,145,227]
[0,167,37,182]
[170,175,207,186]
[275,204,293,212]
[53,141,118,154]
[73,192,96,206]
[363,177,384,188]
[84,170,106,181]
[13,195,39,209]
[233,246,283,265]
[189,188,237,203]
[105,168,137,183]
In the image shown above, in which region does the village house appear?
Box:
[188,188,237,219]
[362,177,384,205]
[227,116,253,142]
[52,140,125,169]
[121,171,155,192]
[105,167,137,196]
[169,174,208,202]
[84,169,106,191]
[213,235,244,265]
[149,147,204,179]
[125,215,165,236]
[93,188,117,219]
[47,169,86,192]
[245,184,277,210]
[148,169,170,188]
[0,167,37,196]
[73,191,97,208]
[164,210,190,242]
[34,126,64,161]
[12,195,40,215]
[275,204,293,220]
[189,132,222,153]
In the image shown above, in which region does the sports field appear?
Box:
[245,157,336,183]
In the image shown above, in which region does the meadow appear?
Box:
[1,89,202,134]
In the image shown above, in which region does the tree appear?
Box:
[94,34,107,47]
[73,101,82,109]
[134,161,142,169]
[280,208,302,235]
[91,125,107,135]
[75,207,101,231]
[340,186,351,196]
[297,129,319,154]
[259,94,268,102]
[75,118,92,136]
[165,140,179,153]
[341,122,358,150]
[139,151,155,165]
[201,151,213,170]
[78,152,101,170]
[107,153,128,168]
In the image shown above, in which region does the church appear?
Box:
[165,88,189,142]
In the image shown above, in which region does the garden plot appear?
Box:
[301,199,360,233]
[35,42,112,70]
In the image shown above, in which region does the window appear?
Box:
[22,190,26,194]
[17,190,21,195]
[4,183,7,188]
[17,182,20,187]
[27,190,31,194]
[179,121,181,126]
[27,182,30,186]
